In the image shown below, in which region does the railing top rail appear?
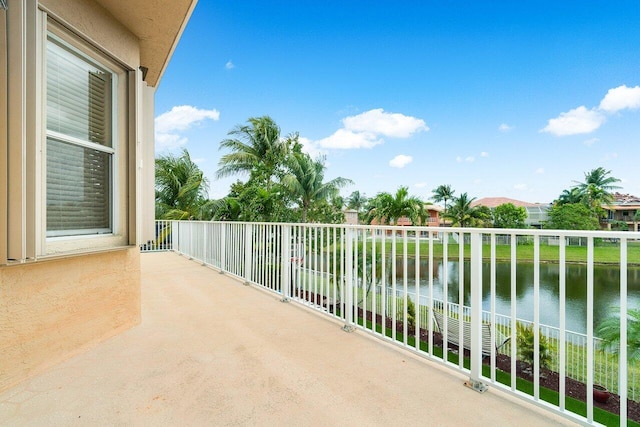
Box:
[170,220,640,239]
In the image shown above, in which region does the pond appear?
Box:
[395,258,640,334]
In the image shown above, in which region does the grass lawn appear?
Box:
[377,240,640,265]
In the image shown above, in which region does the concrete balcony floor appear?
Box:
[0,252,574,426]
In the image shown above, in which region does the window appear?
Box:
[41,18,130,253]
[46,36,114,237]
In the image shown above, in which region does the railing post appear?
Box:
[243,223,253,286]
[281,225,291,302]
[466,231,488,392]
[343,227,355,332]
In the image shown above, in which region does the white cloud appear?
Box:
[583,137,599,146]
[298,136,327,158]
[155,133,188,151]
[480,151,489,157]
[498,123,513,132]
[316,129,383,149]
[389,154,413,168]
[456,156,475,163]
[599,85,640,113]
[535,167,545,174]
[225,60,235,70]
[155,105,220,151]
[314,108,427,150]
[343,108,428,137]
[414,182,428,188]
[514,183,528,190]
[540,106,605,136]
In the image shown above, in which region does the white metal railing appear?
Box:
[144,220,640,426]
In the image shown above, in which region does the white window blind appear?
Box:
[45,36,114,237]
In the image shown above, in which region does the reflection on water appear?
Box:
[391,258,640,334]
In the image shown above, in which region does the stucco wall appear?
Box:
[0,249,141,393]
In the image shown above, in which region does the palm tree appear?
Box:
[556,187,583,205]
[444,193,487,227]
[155,149,212,220]
[573,167,621,213]
[367,187,426,226]
[346,190,367,212]
[282,153,352,222]
[216,116,292,187]
[431,184,455,213]
[597,309,640,361]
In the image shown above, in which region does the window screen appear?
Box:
[45,36,114,236]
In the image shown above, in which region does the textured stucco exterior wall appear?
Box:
[0,249,141,393]
[40,0,140,70]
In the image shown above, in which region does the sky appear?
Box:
[155,1,640,204]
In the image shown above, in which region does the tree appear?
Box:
[443,193,487,227]
[155,149,212,220]
[366,187,426,226]
[346,191,367,212]
[597,309,640,361]
[493,203,528,228]
[216,116,293,187]
[431,184,455,213]
[574,167,621,216]
[556,187,583,205]
[281,152,352,222]
[544,203,600,230]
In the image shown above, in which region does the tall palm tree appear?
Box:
[367,187,426,226]
[444,193,486,227]
[282,153,352,222]
[573,167,621,213]
[346,190,367,212]
[216,116,291,187]
[155,149,211,220]
[431,184,455,213]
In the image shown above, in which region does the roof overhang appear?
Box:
[94,0,197,87]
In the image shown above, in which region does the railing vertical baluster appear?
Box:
[534,234,540,400]
[510,232,517,391]
[403,229,408,345]
[620,237,628,426]
[391,229,397,342]
[244,223,252,285]
[467,231,486,392]
[219,222,226,274]
[281,225,291,302]
[490,233,497,382]
[381,230,387,338]
[559,233,566,412]
[415,229,420,351]
[428,230,434,356]
[586,236,594,423]
[458,231,464,370]
[343,227,355,332]
[372,228,377,335]
[442,231,449,363]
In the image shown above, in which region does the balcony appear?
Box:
[3,220,639,425]
[0,251,573,425]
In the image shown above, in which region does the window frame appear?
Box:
[38,14,130,255]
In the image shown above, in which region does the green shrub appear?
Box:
[516,323,553,370]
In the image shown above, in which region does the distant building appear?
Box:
[604,193,640,232]
[471,197,550,228]
[369,205,442,227]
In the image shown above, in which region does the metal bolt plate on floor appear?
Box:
[342,325,355,333]
[464,379,488,393]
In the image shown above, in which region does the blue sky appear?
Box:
[155,1,640,203]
